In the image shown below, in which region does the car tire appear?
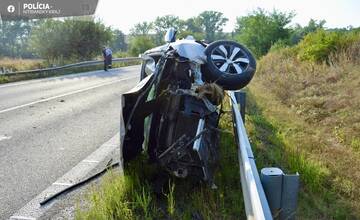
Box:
[203,40,256,90]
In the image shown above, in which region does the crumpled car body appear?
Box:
[120,37,256,185]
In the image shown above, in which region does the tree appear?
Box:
[179,17,204,40]
[0,20,37,58]
[235,8,295,57]
[30,18,112,63]
[129,36,155,56]
[28,19,64,62]
[130,22,153,36]
[290,19,326,44]
[111,29,127,52]
[153,15,183,44]
[197,11,228,42]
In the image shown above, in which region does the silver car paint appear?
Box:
[144,39,206,64]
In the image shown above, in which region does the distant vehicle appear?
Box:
[120,28,256,187]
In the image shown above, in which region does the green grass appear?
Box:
[165,181,176,217]
[0,75,9,84]
[76,101,246,220]
[245,90,356,219]
[134,185,152,219]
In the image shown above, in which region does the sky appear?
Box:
[94,0,360,34]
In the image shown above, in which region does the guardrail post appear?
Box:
[234,91,246,123]
[260,168,300,220]
[260,168,283,215]
[280,173,300,220]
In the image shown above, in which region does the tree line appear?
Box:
[0,17,127,64]
[0,9,358,64]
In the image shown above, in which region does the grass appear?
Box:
[0,75,9,84]
[76,101,246,220]
[0,58,44,83]
[0,57,45,72]
[134,186,152,219]
[245,90,356,219]
[165,181,176,217]
[76,36,360,219]
[76,82,358,219]
[246,37,360,219]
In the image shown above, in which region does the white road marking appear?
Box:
[52,182,72,186]
[0,71,101,89]
[9,215,36,220]
[0,75,137,114]
[0,135,12,141]
[0,81,33,89]
[82,159,100,163]
[10,133,121,219]
[102,144,118,147]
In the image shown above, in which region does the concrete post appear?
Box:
[260,168,300,220]
[260,167,284,215]
[280,173,300,220]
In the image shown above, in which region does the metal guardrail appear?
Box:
[1,57,141,76]
[228,91,273,220]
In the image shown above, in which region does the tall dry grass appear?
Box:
[250,38,360,218]
[0,58,45,73]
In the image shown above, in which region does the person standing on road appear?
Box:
[102,46,113,71]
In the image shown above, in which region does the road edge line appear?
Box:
[0,75,137,114]
[9,132,121,220]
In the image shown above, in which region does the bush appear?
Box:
[113,51,130,58]
[30,19,113,64]
[235,8,294,57]
[129,36,155,56]
[269,39,290,52]
[296,29,357,63]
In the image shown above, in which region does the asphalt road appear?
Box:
[0,66,140,219]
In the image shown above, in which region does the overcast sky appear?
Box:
[94,0,359,33]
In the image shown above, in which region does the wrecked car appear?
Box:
[120,28,256,186]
